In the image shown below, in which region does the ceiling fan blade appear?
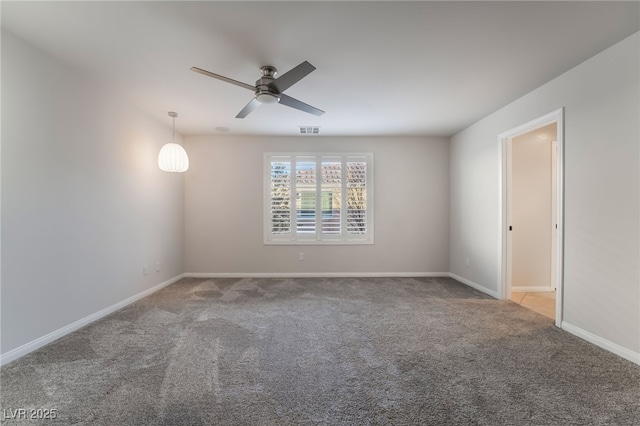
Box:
[278,94,325,116]
[236,98,261,118]
[270,61,316,93]
[191,66,255,91]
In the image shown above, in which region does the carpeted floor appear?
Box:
[1,277,639,425]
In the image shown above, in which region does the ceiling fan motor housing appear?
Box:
[255,66,280,104]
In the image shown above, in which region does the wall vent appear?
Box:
[299,126,320,134]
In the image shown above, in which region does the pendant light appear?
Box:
[158,111,189,172]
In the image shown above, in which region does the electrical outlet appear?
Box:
[155,262,160,272]
[143,265,149,276]
[299,252,304,261]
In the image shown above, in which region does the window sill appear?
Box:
[264,239,374,246]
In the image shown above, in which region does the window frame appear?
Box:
[263,152,374,245]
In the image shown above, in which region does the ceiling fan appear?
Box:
[191,61,325,118]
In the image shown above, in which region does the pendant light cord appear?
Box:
[168,111,178,144]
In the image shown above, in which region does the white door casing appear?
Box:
[498,108,564,327]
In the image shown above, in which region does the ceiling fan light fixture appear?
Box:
[158,111,189,173]
[256,92,280,104]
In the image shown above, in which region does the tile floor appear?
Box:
[510,291,556,320]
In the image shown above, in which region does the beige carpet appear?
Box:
[1,277,639,425]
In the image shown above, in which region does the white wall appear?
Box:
[1,30,185,355]
[184,135,449,275]
[450,33,639,356]
[511,124,554,289]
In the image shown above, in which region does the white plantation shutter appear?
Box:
[346,159,368,237]
[321,159,342,236]
[295,158,317,238]
[269,158,292,235]
[264,153,373,244]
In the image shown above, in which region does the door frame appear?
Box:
[498,108,564,327]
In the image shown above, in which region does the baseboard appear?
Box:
[512,285,554,292]
[185,272,450,279]
[448,273,500,299]
[0,274,185,367]
[562,321,640,366]
[186,273,498,301]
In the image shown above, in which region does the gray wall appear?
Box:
[450,33,639,354]
[1,30,185,354]
[184,135,449,275]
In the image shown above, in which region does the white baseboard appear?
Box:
[448,273,500,299]
[187,273,498,301]
[512,285,555,292]
[0,274,185,367]
[562,321,640,366]
[185,272,450,279]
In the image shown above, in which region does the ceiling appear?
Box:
[2,1,638,137]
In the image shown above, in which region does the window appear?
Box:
[264,153,374,244]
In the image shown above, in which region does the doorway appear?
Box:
[499,109,564,327]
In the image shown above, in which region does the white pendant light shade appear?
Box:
[159,111,189,172]
[158,143,189,172]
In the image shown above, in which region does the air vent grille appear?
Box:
[299,126,320,134]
